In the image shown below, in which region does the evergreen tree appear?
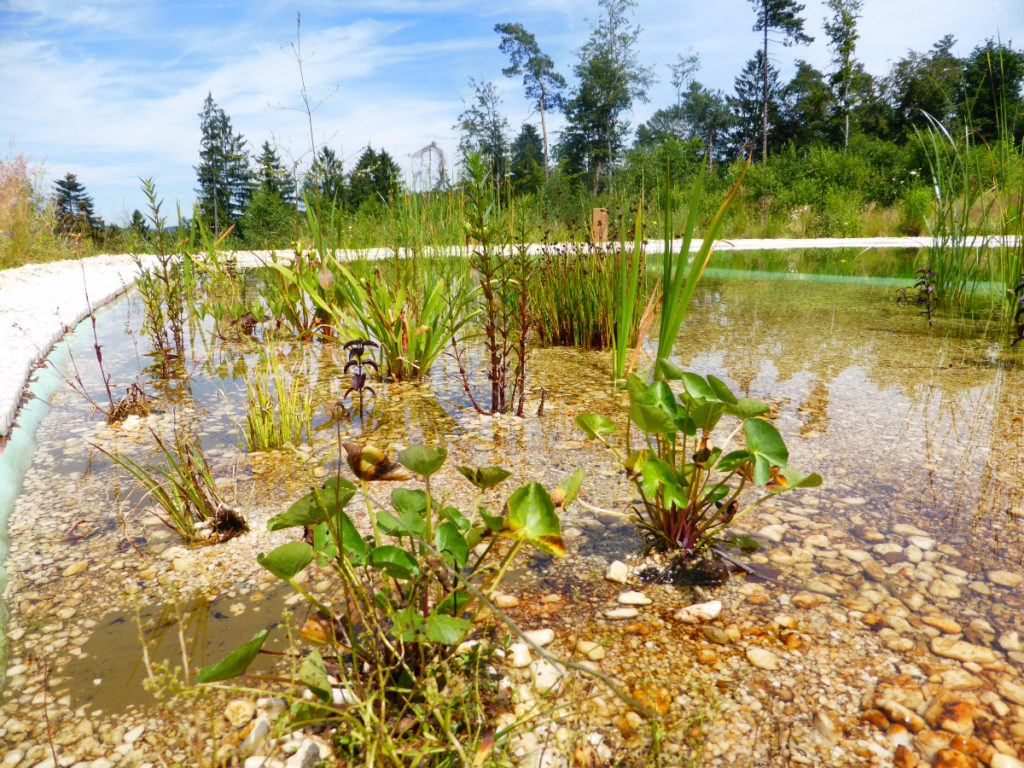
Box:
[255,141,295,205]
[560,0,654,191]
[776,61,835,147]
[304,147,345,206]
[679,83,734,170]
[194,93,252,235]
[747,0,813,160]
[54,173,101,234]
[457,79,511,192]
[129,209,148,239]
[729,51,782,156]
[824,0,864,148]
[494,22,566,177]
[509,123,545,194]
[347,147,402,210]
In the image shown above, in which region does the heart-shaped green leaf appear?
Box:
[575,413,616,440]
[707,375,738,404]
[269,478,357,531]
[716,450,752,473]
[398,445,447,477]
[257,541,314,580]
[553,468,585,510]
[728,398,769,418]
[775,466,823,490]
[439,505,471,532]
[744,418,789,485]
[391,488,428,517]
[425,613,472,645]
[435,521,469,570]
[625,373,649,405]
[653,357,685,380]
[370,545,420,580]
[681,372,715,401]
[456,465,512,490]
[479,505,504,533]
[502,482,565,557]
[299,648,331,703]
[630,402,678,434]
[196,629,270,683]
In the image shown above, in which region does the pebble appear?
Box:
[998,631,1023,652]
[530,660,564,695]
[928,580,962,599]
[492,592,520,609]
[991,755,1024,768]
[576,640,606,661]
[64,561,89,576]
[988,570,1023,588]
[507,643,532,668]
[756,524,787,543]
[930,637,998,664]
[604,607,639,619]
[996,679,1024,706]
[673,600,722,623]
[746,647,781,670]
[617,591,652,606]
[523,629,554,647]
[225,699,257,728]
[604,560,630,583]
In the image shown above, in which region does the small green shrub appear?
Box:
[0,153,72,269]
[899,184,933,236]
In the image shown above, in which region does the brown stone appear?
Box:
[623,621,650,635]
[862,612,889,630]
[894,744,920,768]
[922,614,963,634]
[860,709,890,730]
[934,748,978,768]
[791,591,823,609]
[853,524,886,542]
[863,560,888,581]
[914,730,953,762]
[877,699,927,733]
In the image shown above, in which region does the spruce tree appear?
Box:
[255,141,295,205]
[347,147,401,211]
[54,173,101,234]
[194,93,252,235]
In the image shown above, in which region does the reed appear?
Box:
[240,356,314,451]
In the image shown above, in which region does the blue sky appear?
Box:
[2,0,1021,224]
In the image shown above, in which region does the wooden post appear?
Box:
[591,207,609,244]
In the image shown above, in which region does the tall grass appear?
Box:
[239,356,314,451]
[0,154,72,269]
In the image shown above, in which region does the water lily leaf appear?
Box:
[257,541,313,581]
[456,465,512,490]
[630,401,678,434]
[398,445,447,477]
[425,613,472,645]
[299,648,331,703]
[551,468,585,510]
[575,413,616,440]
[435,521,469,570]
[370,545,420,580]
[744,418,789,485]
[391,488,429,517]
[196,629,269,683]
[502,482,565,557]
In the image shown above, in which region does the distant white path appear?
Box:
[1,235,1020,437]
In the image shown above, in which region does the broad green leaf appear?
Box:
[630,402,678,434]
[377,508,426,538]
[552,468,585,510]
[299,648,331,703]
[269,477,357,531]
[653,358,685,380]
[464,524,488,550]
[707,375,737,404]
[439,505,471,532]
[196,629,269,683]
[399,445,447,477]
[575,413,616,440]
[257,541,313,581]
[776,466,823,490]
[425,613,472,645]
[744,418,789,485]
[435,521,469,570]
[729,398,770,418]
[624,373,648,405]
[639,457,687,506]
[456,465,512,490]
[681,373,715,401]
[502,482,565,557]
[336,510,369,565]
[370,545,420,580]
[479,506,504,533]
[701,483,730,507]
[390,606,424,642]
[716,450,752,473]
[391,488,428,517]
[644,381,678,416]
[312,522,338,564]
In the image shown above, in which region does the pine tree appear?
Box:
[494,23,566,177]
[194,93,252,235]
[54,173,101,234]
[347,147,402,211]
[747,0,813,160]
[255,141,295,205]
[510,124,545,194]
[303,147,345,206]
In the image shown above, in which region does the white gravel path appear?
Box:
[1,235,1017,438]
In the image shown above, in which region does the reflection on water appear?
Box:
[2,274,1023,715]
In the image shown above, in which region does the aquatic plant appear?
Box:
[239,355,314,452]
[194,443,583,764]
[341,337,379,418]
[456,152,531,415]
[897,265,938,326]
[577,372,820,556]
[97,427,245,544]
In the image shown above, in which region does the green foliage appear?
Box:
[197,444,579,765]
[577,373,820,553]
[0,153,72,269]
[238,356,314,452]
[54,172,102,235]
[195,93,252,235]
[346,146,401,211]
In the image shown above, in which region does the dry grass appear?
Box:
[0,153,73,270]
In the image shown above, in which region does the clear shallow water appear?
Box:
[1,273,1022,713]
